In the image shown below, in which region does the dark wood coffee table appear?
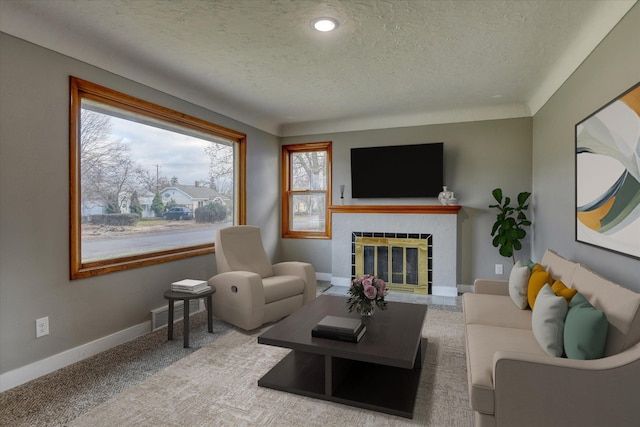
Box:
[257,295,428,418]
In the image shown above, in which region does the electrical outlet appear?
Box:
[495,264,504,275]
[36,317,49,338]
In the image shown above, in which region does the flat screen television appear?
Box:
[350,142,443,198]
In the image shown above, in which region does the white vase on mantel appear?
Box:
[438,186,454,205]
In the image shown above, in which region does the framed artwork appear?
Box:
[575,82,640,259]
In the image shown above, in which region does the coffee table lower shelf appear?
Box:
[258,337,427,419]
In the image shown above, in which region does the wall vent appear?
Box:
[151,299,204,331]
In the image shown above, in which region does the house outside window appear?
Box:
[282,142,332,239]
[70,77,246,279]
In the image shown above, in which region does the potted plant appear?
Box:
[489,188,532,263]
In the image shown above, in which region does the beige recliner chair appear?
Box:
[208,225,317,330]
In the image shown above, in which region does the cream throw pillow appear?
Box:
[509,260,531,309]
[532,284,568,357]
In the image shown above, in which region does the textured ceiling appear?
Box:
[0,0,636,136]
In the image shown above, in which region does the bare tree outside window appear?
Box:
[291,151,327,231]
[70,77,246,279]
[282,142,332,239]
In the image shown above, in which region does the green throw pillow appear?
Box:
[524,259,537,271]
[564,293,608,360]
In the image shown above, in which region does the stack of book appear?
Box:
[311,315,367,343]
[171,279,210,294]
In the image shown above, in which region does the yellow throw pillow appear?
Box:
[551,280,578,303]
[531,263,545,274]
[528,269,553,309]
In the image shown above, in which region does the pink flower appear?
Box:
[362,277,373,287]
[363,284,377,299]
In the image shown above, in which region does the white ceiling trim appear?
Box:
[0,1,636,137]
[280,103,531,137]
[0,1,280,135]
[527,0,637,115]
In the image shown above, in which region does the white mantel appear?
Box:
[330,205,460,297]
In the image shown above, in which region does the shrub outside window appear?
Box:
[70,77,246,279]
[282,142,332,239]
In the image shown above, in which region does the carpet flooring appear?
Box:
[0,287,470,426]
[69,308,471,426]
[0,311,231,427]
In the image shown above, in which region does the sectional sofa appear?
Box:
[462,249,640,427]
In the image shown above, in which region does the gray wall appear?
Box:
[532,4,640,292]
[3,3,637,379]
[282,118,533,284]
[0,33,280,374]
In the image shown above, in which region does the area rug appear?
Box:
[69,309,472,426]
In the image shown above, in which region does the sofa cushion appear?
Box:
[216,226,274,278]
[571,266,640,356]
[540,249,579,284]
[508,261,531,309]
[527,269,553,309]
[551,279,578,303]
[262,275,304,304]
[532,284,568,357]
[463,293,532,330]
[564,293,608,359]
[465,324,547,415]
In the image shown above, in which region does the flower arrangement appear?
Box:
[347,274,387,316]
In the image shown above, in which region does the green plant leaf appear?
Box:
[490,188,532,260]
[518,192,531,206]
[492,188,503,203]
[500,244,512,258]
[491,222,500,235]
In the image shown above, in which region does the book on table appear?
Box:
[315,315,363,334]
[171,279,210,293]
[312,323,367,343]
[312,316,366,343]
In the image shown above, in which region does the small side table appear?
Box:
[163,287,215,348]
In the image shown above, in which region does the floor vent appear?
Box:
[151,299,204,331]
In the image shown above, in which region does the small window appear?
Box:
[70,77,246,279]
[282,142,332,239]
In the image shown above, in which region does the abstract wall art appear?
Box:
[575,82,640,259]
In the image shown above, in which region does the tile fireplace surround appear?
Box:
[330,205,460,297]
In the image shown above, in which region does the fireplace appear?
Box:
[352,232,432,294]
[330,205,460,297]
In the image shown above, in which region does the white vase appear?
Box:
[438,186,453,205]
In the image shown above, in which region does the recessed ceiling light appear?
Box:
[313,17,338,32]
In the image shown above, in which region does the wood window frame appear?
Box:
[281,142,332,239]
[69,76,246,279]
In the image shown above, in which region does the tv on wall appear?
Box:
[350,142,443,198]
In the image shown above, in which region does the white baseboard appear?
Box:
[315,272,332,281]
[0,321,151,392]
[457,284,474,294]
[330,276,351,286]
[330,277,460,297]
[432,286,459,297]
